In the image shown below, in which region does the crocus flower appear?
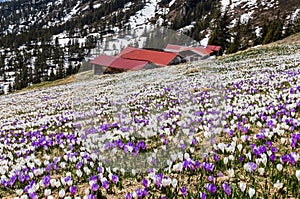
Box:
[249,188,255,198]
[239,182,246,192]
[200,192,207,199]
[102,180,110,190]
[205,183,217,195]
[180,186,187,197]
[58,189,65,198]
[125,193,133,199]
[112,174,118,184]
[207,175,214,183]
[69,185,76,195]
[91,183,99,192]
[42,175,50,187]
[88,194,95,199]
[296,170,300,181]
[142,178,148,188]
[202,162,214,172]
[222,183,231,196]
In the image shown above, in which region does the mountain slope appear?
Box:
[0,0,299,94]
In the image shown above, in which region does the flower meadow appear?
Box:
[0,45,300,198]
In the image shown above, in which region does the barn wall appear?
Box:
[93,65,106,75]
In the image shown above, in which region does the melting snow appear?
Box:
[128,0,159,28]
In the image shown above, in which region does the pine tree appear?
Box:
[57,54,65,79]
[263,18,283,44]
[293,13,300,33]
[66,62,73,76]
[14,72,22,90]
[49,67,56,81]
[208,9,231,50]
[21,65,28,88]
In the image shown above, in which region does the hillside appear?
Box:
[0,34,299,198]
[0,0,300,95]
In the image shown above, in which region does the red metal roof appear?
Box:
[91,54,148,70]
[206,45,222,51]
[110,58,148,70]
[183,47,212,56]
[117,46,138,57]
[90,55,116,66]
[165,44,182,52]
[165,44,212,56]
[121,49,178,66]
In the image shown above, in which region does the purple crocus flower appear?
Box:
[266,141,272,148]
[125,193,133,199]
[222,183,232,195]
[202,162,214,172]
[195,161,201,169]
[88,194,95,199]
[89,175,97,182]
[9,175,17,187]
[112,174,118,184]
[64,176,71,183]
[214,154,219,162]
[270,154,276,162]
[239,156,245,163]
[207,175,214,183]
[69,185,77,195]
[102,180,110,190]
[91,183,99,191]
[200,192,207,199]
[135,188,148,198]
[180,186,187,197]
[142,178,148,188]
[76,161,83,169]
[29,192,37,199]
[259,146,267,154]
[42,175,50,187]
[205,183,217,194]
[155,173,163,187]
[247,162,258,172]
[97,166,103,173]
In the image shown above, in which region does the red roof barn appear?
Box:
[91,55,151,75]
[120,48,181,66]
[206,45,223,56]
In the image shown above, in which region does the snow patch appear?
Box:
[169,0,176,7]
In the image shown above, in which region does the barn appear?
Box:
[206,45,223,56]
[91,46,184,75]
[91,54,153,75]
[120,47,182,66]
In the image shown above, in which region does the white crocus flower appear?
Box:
[274,180,283,189]
[162,177,171,187]
[44,189,51,196]
[239,182,246,192]
[58,189,65,198]
[296,170,300,181]
[228,168,235,178]
[16,189,23,196]
[237,144,243,152]
[50,179,56,187]
[258,168,265,175]
[249,187,255,198]
[171,179,178,188]
[132,169,136,176]
[223,157,228,165]
[276,164,283,171]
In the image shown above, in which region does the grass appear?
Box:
[15,75,76,93]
